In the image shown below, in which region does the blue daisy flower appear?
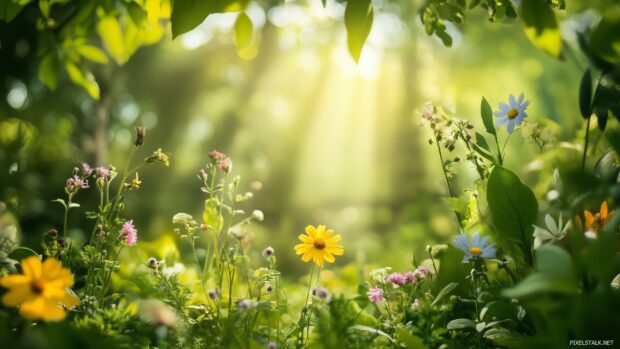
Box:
[494,93,530,133]
[452,232,496,263]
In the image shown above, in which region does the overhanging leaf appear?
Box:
[234,12,253,49]
[589,8,620,64]
[344,0,374,63]
[579,69,592,119]
[486,166,538,266]
[520,0,561,57]
[171,0,246,38]
[97,16,126,64]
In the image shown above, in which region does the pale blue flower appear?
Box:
[494,93,530,133]
[452,232,496,263]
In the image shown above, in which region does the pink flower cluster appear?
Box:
[386,266,432,288]
[208,150,232,173]
[65,175,89,194]
[120,220,138,246]
[367,287,385,303]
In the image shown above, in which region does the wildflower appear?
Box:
[414,266,432,279]
[422,102,434,120]
[0,256,79,321]
[208,288,220,299]
[95,166,111,180]
[81,163,93,176]
[217,157,232,173]
[134,126,145,146]
[65,175,89,194]
[452,232,496,263]
[576,201,614,239]
[147,148,170,167]
[533,213,570,248]
[48,228,58,238]
[369,267,392,284]
[208,150,226,162]
[312,287,331,301]
[494,93,530,133]
[386,272,407,287]
[262,246,275,257]
[412,298,421,309]
[267,342,278,349]
[237,299,256,310]
[404,271,417,284]
[367,287,385,303]
[198,169,207,180]
[294,225,344,266]
[120,220,138,246]
[252,210,264,222]
[139,299,177,327]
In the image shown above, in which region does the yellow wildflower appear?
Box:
[0,256,79,321]
[294,225,344,266]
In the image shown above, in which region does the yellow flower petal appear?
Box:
[326,235,341,244]
[326,245,344,256]
[2,286,36,306]
[313,254,324,266]
[19,296,45,320]
[323,251,335,263]
[21,256,42,279]
[0,274,31,288]
[298,234,312,244]
[42,258,63,281]
[323,229,334,239]
[316,225,326,236]
[41,299,67,321]
[601,201,608,219]
[61,293,79,309]
[301,251,313,262]
[305,225,317,238]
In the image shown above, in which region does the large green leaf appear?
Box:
[97,16,126,64]
[171,0,245,38]
[589,8,620,64]
[503,244,576,298]
[486,166,538,265]
[520,0,561,57]
[0,0,25,22]
[344,0,374,63]
[480,97,496,136]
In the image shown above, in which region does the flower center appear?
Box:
[469,246,483,255]
[507,109,519,120]
[313,238,326,250]
[30,280,46,295]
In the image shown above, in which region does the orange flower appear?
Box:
[576,201,614,238]
[0,256,79,321]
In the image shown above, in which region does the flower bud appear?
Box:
[134,127,146,146]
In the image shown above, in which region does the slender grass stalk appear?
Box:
[581,115,592,171]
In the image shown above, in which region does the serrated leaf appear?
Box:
[579,69,592,119]
[344,0,374,63]
[234,12,252,49]
[520,0,561,57]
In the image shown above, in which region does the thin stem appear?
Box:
[434,135,464,230]
[492,131,504,166]
[304,266,322,346]
[581,115,592,171]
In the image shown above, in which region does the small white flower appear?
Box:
[533,213,570,249]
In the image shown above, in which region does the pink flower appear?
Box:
[387,272,407,287]
[120,220,138,246]
[217,157,232,173]
[404,271,417,284]
[66,175,89,193]
[82,163,93,176]
[96,166,111,179]
[208,150,226,162]
[414,266,432,279]
[368,287,385,302]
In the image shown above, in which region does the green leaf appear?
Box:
[579,69,592,119]
[65,62,100,99]
[520,0,561,57]
[0,0,25,22]
[234,12,253,49]
[344,0,374,63]
[202,199,223,232]
[77,45,109,64]
[431,282,458,306]
[447,318,476,330]
[38,52,61,90]
[480,97,496,136]
[52,198,67,208]
[97,16,126,65]
[475,132,490,151]
[171,0,244,38]
[486,166,538,265]
[349,325,397,345]
[471,142,496,163]
[396,328,429,349]
[589,8,620,64]
[503,245,576,297]
[126,1,147,26]
[8,247,39,261]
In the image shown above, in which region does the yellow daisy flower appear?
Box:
[294,225,344,266]
[0,256,79,321]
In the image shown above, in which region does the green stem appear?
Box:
[581,115,592,171]
[434,135,464,230]
[492,132,503,166]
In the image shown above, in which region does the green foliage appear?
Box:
[234,12,253,49]
[520,0,562,57]
[486,166,538,266]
